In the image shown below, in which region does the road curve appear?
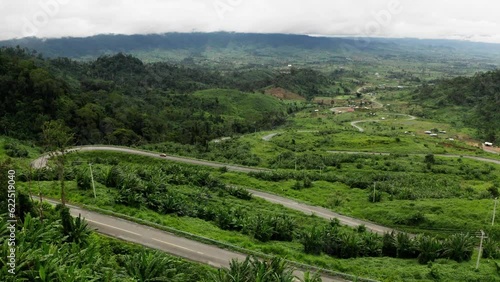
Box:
[45,199,346,282]
[32,146,266,173]
[262,133,281,141]
[32,146,400,234]
[262,130,321,142]
[350,119,377,132]
[33,145,500,238]
[350,113,417,133]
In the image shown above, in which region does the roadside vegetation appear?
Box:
[2,34,500,281]
[11,150,499,281]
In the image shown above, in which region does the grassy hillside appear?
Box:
[193,89,288,122]
[412,70,500,142]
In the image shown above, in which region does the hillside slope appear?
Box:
[413,70,500,141]
[0,48,289,145]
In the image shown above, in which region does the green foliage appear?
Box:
[0,201,212,282]
[249,214,275,242]
[3,142,29,158]
[57,205,91,246]
[414,70,500,142]
[122,251,184,282]
[382,232,397,258]
[368,190,382,203]
[482,239,500,259]
[416,235,442,264]
[301,226,323,255]
[226,186,252,200]
[0,48,290,146]
[211,256,296,282]
[424,154,435,165]
[442,233,475,262]
[395,232,417,259]
[488,185,500,198]
[274,68,333,100]
[75,166,92,190]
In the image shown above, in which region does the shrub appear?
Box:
[424,154,435,164]
[226,186,252,200]
[301,226,324,255]
[291,180,303,190]
[488,185,500,198]
[395,232,417,259]
[4,142,29,158]
[303,176,313,188]
[416,235,442,264]
[382,232,397,257]
[442,233,474,262]
[482,239,500,259]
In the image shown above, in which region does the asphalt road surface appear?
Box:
[44,199,346,282]
[32,146,265,173]
[32,146,398,234]
[248,189,394,235]
[33,146,499,237]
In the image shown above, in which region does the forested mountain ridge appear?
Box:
[0,47,295,146]
[3,33,500,72]
[413,70,500,141]
[0,33,395,59]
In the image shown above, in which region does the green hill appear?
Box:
[413,70,500,141]
[0,48,290,146]
[193,89,287,122]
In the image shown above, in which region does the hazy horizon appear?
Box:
[2,0,500,44]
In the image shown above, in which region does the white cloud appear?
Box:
[0,0,499,43]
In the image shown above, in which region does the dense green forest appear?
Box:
[413,70,500,141]
[1,47,327,146]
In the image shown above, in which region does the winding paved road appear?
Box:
[350,113,417,133]
[32,146,398,234]
[32,144,499,280]
[33,145,500,235]
[44,199,345,282]
[32,146,266,173]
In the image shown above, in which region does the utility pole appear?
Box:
[89,163,96,199]
[492,198,498,226]
[476,230,486,270]
[292,138,297,171]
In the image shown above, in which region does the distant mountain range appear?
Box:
[2,32,500,67]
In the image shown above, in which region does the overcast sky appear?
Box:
[1,0,500,43]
